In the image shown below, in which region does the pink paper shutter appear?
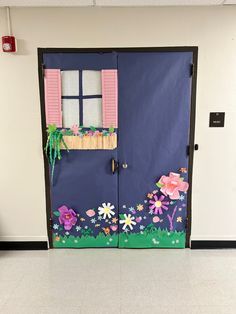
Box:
[102,70,118,128]
[44,69,62,127]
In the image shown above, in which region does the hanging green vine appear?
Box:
[45,124,69,182]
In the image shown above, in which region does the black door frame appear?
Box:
[38,47,198,248]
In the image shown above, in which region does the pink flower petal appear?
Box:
[64,223,72,230]
[58,205,68,214]
[169,172,180,179]
[68,208,76,216]
[159,175,166,184]
[70,216,77,225]
[160,187,168,196]
[179,181,189,192]
[155,207,163,215]
[170,189,180,200]
[162,205,168,210]
[162,201,169,205]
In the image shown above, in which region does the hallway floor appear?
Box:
[0,248,236,314]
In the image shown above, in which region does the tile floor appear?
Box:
[0,249,236,313]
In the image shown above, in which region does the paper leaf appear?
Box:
[119,214,125,220]
[64,129,73,136]
[109,127,114,133]
[53,211,60,217]
[47,124,57,133]
[156,181,163,188]
[90,126,97,132]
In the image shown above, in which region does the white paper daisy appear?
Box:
[98,203,115,219]
[120,214,136,230]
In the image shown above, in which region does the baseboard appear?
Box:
[0,241,48,250]
[191,241,236,249]
[0,236,48,241]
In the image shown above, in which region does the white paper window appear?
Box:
[83,98,102,127]
[82,71,102,95]
[61,70,103,128]
[62,99,80,128]
[61,71,79,96]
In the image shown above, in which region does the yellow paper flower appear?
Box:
[176,216,182,223]
[147,193,153,199]
[112,217,118,224]
[137,204,144,211]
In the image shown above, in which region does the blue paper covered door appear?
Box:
[41,50,194,248]
[43,52,119,248]
[118,52,192,248]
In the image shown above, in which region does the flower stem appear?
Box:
[167,206,177,231]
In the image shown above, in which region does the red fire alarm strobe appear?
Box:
[2,36,17,53]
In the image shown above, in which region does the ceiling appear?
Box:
[0,0,235,6]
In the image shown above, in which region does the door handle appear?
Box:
[111,158,119,175]
[122,163,128,169]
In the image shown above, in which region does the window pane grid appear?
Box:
[61,70,102,128]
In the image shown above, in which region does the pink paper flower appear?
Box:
[153,216,160,223]
[135,217,142,223]
[70,124,80,135]
[87,131,94,136]
[110,225,118,232]
[158,172,189,200]
[58,205,77,230]
[149,195,169,215]
[86,209,95,217]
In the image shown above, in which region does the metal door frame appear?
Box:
[38,47,198,248]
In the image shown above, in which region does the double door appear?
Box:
[39,48,197,248]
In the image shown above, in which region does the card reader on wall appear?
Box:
[209,112,225,127]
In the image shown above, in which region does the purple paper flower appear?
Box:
[149,195,169,215]
[58,205,77,230]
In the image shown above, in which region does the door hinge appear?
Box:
[187,144,199,155]
[187,145,190,156]
[42,63,45,77]
[190,63,195,77]
[49,217,53,229]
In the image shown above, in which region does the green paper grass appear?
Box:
[53,229,185,249]
[119,228,185,248]
[45,124,69,182]
[53,232,119,248]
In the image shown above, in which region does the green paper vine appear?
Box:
[45,124,69,182]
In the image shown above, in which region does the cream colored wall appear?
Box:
[0,6,235,242]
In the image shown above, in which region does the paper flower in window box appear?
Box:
[61,126,117,150]
[70,124,80,135]
[58,205,77,230]
[156,172,189,200]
